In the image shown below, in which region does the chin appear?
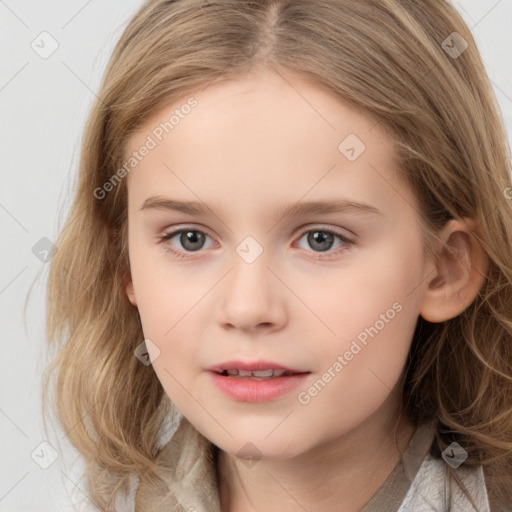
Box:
[216,434,307,463]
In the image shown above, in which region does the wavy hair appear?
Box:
[42,0,512,510]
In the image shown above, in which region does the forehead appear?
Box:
[124,69,413,218]
[128,69,386,155]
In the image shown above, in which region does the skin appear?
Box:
[124,67,488,511]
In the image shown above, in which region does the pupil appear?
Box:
[309,231,333,252]
[181,231,204,251]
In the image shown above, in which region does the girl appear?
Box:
[42,0,512,511]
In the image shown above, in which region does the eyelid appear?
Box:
[293,225,355,260]
[158,225,217,253]
[296,223,355,240]
[158,222,355,240]
[158,224,215,242]
[158,224,356,259]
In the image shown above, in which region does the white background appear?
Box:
[1,1,511,510]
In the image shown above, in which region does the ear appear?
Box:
[124,272,138,307]
[419,218,488,323]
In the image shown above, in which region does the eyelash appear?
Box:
[158,226,355,261]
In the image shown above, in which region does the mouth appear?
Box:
[213,368,307,380]
[207,360,307,376]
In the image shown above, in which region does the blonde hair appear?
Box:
[42,0,512,510]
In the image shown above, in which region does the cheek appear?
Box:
[297,280,419,441]
[130,253,213,397]
[129,232,208,337]
[296,229,424,346]
[301,234,424,399]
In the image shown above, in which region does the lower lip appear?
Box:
[208,371,310,402]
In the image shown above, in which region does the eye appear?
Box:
[158,228,214,259]
[295,227,354,259]
[158,226,355,260]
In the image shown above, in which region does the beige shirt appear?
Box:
[361,421,490,511]
[113,417,491,512]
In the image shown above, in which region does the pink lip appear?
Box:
[208,371,310,403]
[206,360,305,373]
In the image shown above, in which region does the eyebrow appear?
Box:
[140,195,382,219]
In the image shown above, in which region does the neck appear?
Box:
[216,398,416,512]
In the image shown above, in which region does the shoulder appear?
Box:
[398,452,491,511]
[114,472,139,512]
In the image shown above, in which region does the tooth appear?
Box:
[251,369,274,377]
[224,368,291,378]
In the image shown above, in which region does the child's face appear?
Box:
[124,69,431,458]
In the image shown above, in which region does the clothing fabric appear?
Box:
[360,421,490,511]
[114,414,491,512]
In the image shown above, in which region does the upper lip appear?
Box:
[207,360,308,374]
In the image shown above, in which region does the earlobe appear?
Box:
[419,218,488,323]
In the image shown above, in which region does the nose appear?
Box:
[216,248,287,333]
